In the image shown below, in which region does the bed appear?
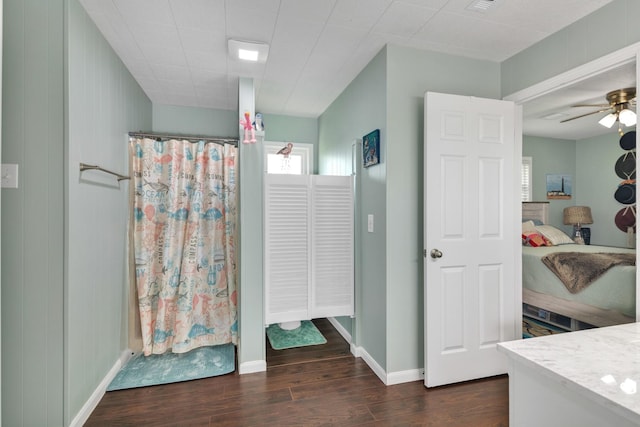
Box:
[522,202,636,329]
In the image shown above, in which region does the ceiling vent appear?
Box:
[466,0,501,13]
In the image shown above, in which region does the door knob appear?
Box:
[430,249,443,259]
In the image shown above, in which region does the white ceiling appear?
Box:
[79,0,627,139]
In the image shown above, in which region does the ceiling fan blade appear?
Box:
[570,103,610,108]
[560,108,612,123]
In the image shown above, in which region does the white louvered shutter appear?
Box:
[264,174,354,325]
[264,174,310,324]
[311,175,354,318]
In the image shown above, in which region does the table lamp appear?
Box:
[563,206,593,244]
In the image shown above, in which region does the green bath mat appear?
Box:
[266,321,327,350]
[107,343,235,391]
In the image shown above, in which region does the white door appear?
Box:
[424,92,520,387]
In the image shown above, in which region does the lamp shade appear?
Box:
[619,109,637,127]
[563,206,593,225]
[599,113,617,128]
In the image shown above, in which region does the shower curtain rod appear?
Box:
[129,131,238,145]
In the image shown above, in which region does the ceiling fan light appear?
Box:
[619,109,637,127]
[598,113,617,128]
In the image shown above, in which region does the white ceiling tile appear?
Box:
[227,60,267,80]
[328,0,392,30]
[413,11,546,61]
[313,25,368,57]
[262,16,323,81]
[143,45,188,67]
[170,0,225,31]
[225,0,281,17]
[226,4,278,43]
[184,50,228,75]
[122,60,156,81]
[190,70,228,87]
[278,0,336,22]
[128,23,183,50]
[114,0,175,26]
[256,82,294,114]
[373,2,439,38]
[178,27,222,53]
[399,0,449,6]
[79,0,621,128]
[150,64,192,82]
[79,0,119,17]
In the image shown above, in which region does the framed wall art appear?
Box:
[363,129,380,168]
[546,174,572,199]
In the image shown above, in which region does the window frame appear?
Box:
[263,141,314,175]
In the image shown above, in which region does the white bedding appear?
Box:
[522,244,636,318]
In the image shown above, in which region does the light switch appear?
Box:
[367,214,374,233]
[1,164,19,188]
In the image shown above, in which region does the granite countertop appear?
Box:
[498,323,640,422]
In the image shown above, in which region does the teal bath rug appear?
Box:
[266,320,327,350]
[107,343,235,391]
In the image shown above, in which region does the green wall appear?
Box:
[66,1,151,424]
[2,0,64,425]
[2,0,151,425]
[319,47,388,368]
[576,131,636,248]
[152,106,319,172]
[153,105,238,137]
[524,130,636,248]
[522,136,576,233]
[386,46,501,373]
[318,44,502,376]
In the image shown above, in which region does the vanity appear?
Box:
[498,323,640,427]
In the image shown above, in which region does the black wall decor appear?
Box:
[614,130,636,233]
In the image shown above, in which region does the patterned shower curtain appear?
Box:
[130,137,238,356]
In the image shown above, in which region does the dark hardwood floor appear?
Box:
[86,319,508,426]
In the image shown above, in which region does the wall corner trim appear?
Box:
[70,349,134,427]
[239,360,267,374]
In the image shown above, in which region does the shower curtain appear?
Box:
[130,137,238,356]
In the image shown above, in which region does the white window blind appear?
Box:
[521,156,532,202]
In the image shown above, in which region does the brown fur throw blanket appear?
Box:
[541,252,636,294]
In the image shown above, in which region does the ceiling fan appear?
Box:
[560,87,637,129]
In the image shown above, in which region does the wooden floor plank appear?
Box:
[85,319,509,426]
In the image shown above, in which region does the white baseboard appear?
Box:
[70,349,134,427]
[386,368,424,385]
[328,318,424,386]
[239,359,266,374]
[327,317,352,342]
[355,346,388,384]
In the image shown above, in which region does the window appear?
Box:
[521,156,532,202]
[264,142,313,175]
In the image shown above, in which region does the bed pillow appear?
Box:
[535,225,574,245]
[522,231,550,247]
[522,220,537,233]
[522,218,544,226]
